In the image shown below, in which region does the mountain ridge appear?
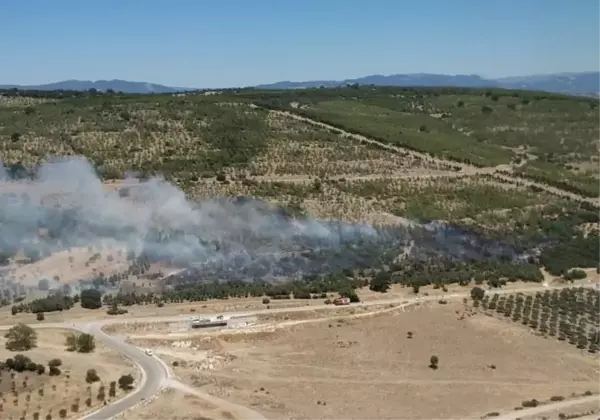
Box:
[1,72,598,96]
[255,71,600,96]
[0,79,193,94]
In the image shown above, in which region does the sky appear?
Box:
[0,0,598,88]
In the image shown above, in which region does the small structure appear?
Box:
[190,316,228,329]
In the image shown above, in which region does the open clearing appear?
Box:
[122,299,599,420]
[115,387,232,420]
[0,328,136,420]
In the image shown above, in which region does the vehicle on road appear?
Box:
[145,348,153,356]
[333,297,350,306]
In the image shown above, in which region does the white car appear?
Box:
[145,349,153,356]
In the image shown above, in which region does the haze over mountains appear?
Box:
[1,71,598,96]
[0,79,191,95]
[256,72,600,96]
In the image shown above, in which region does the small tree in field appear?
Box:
[85,369,100,384]
[4,324,37,351]
[77,334,95,353]
[429,355,439,370]
[470,286,485,302]
[118,374,134,390]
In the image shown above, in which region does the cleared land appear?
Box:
[119,298,599,420]
[0,328,135,420]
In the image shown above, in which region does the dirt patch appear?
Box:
[114,387,232,420]
[165,302,598,420]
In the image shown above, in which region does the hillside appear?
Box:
[0,87,600,286]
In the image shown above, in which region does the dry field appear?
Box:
[5,244,131,288]
[0,328,136,420]
[114,387,232,420]
[127,300,599,420]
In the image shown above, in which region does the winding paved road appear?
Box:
[0,281,595,419]
[76,322,170,420]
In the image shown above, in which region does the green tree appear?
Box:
[80,289,102,309]
[36,364,45,375]
[118,374,135,390]
[65,333,77,352]
[48,358,62,368]
[76,333,96,353]
[4,324,37,351]
[85,369,100,384]
[369,271,391,293]
[429,355,439,370]
[470,286,485,301]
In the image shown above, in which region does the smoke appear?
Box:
[0,156,526,287]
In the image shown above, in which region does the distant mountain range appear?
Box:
[255,71,600,96]
[1,72,598,96]
[0,79,192,94]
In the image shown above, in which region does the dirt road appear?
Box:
[267,109,599,206]
[0,281,593,420]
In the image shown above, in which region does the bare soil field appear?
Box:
[151,301,598,420]
[114,388,230,420]
[0,328,136,420]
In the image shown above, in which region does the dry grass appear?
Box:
[0,328,135,420]
[114,388,228,420]
[5,244,130,288]
[149,302,598,420]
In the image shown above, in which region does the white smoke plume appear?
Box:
[0,157,385,274]
[0,156,524,289]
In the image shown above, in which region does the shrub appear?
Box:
[85,369,100,383]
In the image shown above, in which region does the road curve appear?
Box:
[0,281,594,419]
[76,322,170,420]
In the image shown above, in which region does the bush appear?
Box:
[118,374,135,390]
[262,298,270,304]
[80,289,102,309]
[522,399,539,408]
[36,312,45,321]
[4,324,37,351]
[563,269,587,281]
[550,396,564,402]
[48,358,62,368]
[429,355,439,369]
[85,369,100,383]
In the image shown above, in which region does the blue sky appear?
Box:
[1,0,598,88]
